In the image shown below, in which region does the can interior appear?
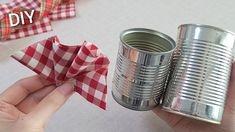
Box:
[121,30,175,53]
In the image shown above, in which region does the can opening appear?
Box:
[121,29,175,53]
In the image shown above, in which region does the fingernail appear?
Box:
[57,82,74,96]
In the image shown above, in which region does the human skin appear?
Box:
[0,75,74,132]
[153,63,235,132]
[0,65,234,132]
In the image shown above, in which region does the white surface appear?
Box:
[1,0,235,132]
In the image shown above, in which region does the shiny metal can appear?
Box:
[162,24,235,124]
[112,28,176,111]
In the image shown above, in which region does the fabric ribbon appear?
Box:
[0,8,40,40]
[0,0,75,40]
[11,36,110,109]
[40,0,64,18]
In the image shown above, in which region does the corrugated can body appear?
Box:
[112,28,176,111]
[162,24,235,124]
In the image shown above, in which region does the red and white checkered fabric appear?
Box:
[0,0,76,20]
[12,36,110,109]
[0,0,41,20]
[49,0,76,20]
[6,18,52,40]
[0,0,52,40]
[0,0,76,41]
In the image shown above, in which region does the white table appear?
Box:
[1,0,235,131]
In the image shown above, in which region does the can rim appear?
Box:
[120,28,176,55]
[178,24,235,36]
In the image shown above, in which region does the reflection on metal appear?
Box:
[112,25,235,124]
[162,24,235,124]
[112,28,176,111]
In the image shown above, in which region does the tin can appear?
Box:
[112,28,176,111]
[162,24,235,124]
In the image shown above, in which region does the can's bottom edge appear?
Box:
[111,91,156,111]
[161,107,221,124]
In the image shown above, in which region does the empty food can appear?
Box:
[162,24,235,124]
[112,28,176,111]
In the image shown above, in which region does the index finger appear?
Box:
[0,75,53,105]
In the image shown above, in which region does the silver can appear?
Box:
[162,24,235,124]
[112,28,176,111]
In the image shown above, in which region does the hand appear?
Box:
[153,63,235,132]
[0,75,74,132]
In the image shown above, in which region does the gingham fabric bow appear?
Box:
[0,0,76,41]
[12,36,110,109]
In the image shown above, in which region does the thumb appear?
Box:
[27,82,74,125]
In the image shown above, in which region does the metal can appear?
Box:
[162,24,235,124]
[112,28,176,111]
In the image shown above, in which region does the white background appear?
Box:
[1,0,235,132]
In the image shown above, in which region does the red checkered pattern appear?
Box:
[49,1,76,20]
[0,0,41,20]
[0,0,52,40]
[39,0,61,18]
[7,18,52,40]
[11,9,40,26]
[0,0,76,41]
[12,36,110,109]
